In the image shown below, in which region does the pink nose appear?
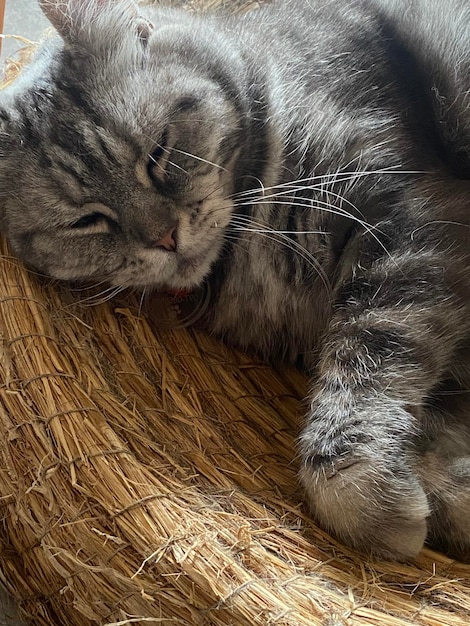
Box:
[154,226,177,252]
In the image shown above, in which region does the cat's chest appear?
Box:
[210,246,331,363]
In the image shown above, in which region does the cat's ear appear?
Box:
[39,0,111,38]
[39,0,153,45]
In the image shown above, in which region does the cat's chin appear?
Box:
[176,254,208,280]
[111,253,213,291]
[156,244,220,290]
[155,260,209,291]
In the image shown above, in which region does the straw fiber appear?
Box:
[1,1,470,624]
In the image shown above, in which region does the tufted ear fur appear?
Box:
[39,0,153,46]
[40,0,115,38]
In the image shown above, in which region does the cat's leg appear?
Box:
[299,233,469,560]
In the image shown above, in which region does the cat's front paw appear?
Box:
[300,448,430,561]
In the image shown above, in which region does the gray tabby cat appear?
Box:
[1,0,470,562]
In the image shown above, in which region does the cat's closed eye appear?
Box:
[148,131,169,183]
[69,207,118,235]
[71,213,107,229]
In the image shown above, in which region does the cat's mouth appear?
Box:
[117,216,224,290]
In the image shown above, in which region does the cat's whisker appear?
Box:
[69,285,126,307]
[231,224,325,236]
[69,279,112,293]
[137,286,147,320]
[218,233,253,256]
[433,388,470,395]
[148,149,189,176]
[148,144,164,164]
[229,214,332,294]
[205,194,381,263]
[233,197,394,263]
[167,159,189,175]
[230,215,321,265]
[237,175,266,196]
[169,146,228,172]
[144,131,227,173]
[410,220,470,239]
[231,196,369,231]
[239,185,367,221]
[230,167,426,201]
[0,255,54,281]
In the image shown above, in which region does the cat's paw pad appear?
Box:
[300,453,429,561]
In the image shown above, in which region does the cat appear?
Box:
[1,0,470,562]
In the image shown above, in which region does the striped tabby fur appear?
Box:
[1,0,470,561]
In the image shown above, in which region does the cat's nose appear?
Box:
[153,225,177,252]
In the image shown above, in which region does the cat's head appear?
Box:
[0,0,248,289]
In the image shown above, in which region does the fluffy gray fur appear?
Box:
[1,0,470,561]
